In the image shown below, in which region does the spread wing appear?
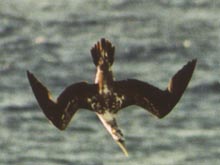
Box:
[114,59,196,118]
[27,71,97,130]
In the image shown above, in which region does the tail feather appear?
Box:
[90,38,115,67]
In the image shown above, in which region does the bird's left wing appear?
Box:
[113,59,196,118]
[27,71,97,130]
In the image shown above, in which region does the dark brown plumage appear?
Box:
[27,38,196,156]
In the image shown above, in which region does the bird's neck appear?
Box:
[95,67,114,95]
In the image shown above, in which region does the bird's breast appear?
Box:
[86,92,125,113]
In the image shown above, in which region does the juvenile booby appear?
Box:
[27,38,196,156]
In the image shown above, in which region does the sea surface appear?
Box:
[1,0,220,164]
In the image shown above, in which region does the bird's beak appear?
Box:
[96,112,129,157]
[116,139,129,157]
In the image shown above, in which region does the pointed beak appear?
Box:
[116,139,129,157]
[96,112,129,157]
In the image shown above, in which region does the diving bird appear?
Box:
[27,38,196,156]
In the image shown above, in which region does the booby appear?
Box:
[27,38,196,156]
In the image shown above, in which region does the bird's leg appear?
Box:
[96,112,129,156]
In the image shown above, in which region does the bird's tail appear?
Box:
[90,38,115,67]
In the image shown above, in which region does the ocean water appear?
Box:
[1,0,220,164]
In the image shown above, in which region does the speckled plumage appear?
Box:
[27,38,196,156]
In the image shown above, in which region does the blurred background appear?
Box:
[0,0,220,164]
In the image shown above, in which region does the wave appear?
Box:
[191,81,220,94]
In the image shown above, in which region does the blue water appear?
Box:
[1,1,220,164]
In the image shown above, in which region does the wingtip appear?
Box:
[190,58,197,66]
[187,58,197,75]
[192,58,197,62]
[26,70,34,80]
[26,70,31,76]
[165,58,197,115]
[26,70,35,85]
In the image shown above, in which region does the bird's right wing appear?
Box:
[114,59,196,118]
[27,71,97,130]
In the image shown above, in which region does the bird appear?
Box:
[27,38,196,156]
